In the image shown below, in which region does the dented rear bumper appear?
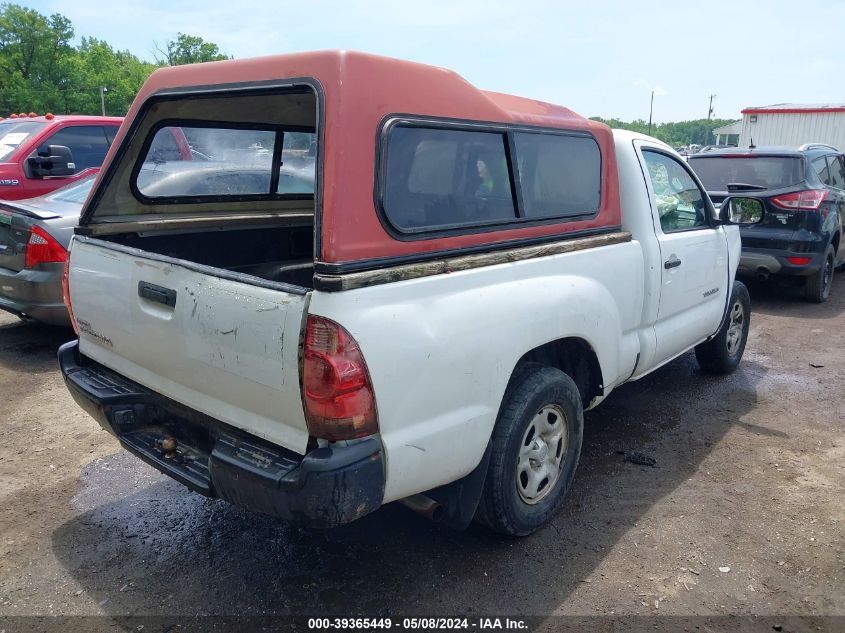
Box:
[58,340,385,527]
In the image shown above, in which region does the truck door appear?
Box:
[23,125,116,197]
[639,147,727,361]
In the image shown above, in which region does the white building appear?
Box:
[737,103,845,149]
[712,120,741,146]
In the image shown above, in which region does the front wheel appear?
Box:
[476,366,583,536]
[695,280,751,374]
[805,245,835,303]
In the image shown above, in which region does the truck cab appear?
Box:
[0,114,124,200]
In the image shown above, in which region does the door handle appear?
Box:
[138,281,177,308]
[664,256,682,269]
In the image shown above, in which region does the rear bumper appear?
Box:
[0,264,69,325]
[738,247,824,278]
[58,340,385,527]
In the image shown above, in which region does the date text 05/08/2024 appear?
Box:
[307,618,528,630]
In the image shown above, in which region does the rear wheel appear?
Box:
[476,366,583,536]
[805,245,835,303]
[695,281,751,374]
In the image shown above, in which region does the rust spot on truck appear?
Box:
[314,231,633,291]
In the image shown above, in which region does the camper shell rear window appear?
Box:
[379,118,601,237]
[83,84,319,224]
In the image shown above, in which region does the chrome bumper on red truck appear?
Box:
[58,340,385,527]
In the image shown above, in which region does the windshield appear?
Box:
[43,174,97,204]
[0,121,48,161]
[690,155,803,191]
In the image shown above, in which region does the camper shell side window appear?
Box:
[378,117,602,239]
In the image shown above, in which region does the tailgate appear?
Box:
[68,238,311,454]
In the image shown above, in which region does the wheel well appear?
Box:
[832,232,840,254]
[514,338,603,406]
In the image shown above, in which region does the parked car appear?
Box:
[0,125,299,327]
[0,174,95,325]
[689,143,844,302]
[698,144,737,153]
[59,51,762,536]
[0,114,123,200]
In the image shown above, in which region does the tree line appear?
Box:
[0,3,229,117]
[589,116,738,148]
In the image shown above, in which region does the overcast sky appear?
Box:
[29,0,845,122]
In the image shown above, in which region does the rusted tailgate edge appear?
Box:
[314,230,633,292]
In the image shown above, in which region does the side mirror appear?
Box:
[718,196,764,225]
[27,145,76,178]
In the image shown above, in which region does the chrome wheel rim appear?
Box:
[517,405,567,504]
[726,300,745,356]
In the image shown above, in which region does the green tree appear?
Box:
[0,3,74,113]
[156,32,230,66]
[65,37,157,115]
[590,116,738,147]
[0,4,230,117]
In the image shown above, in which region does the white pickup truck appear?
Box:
[59,51,763,535]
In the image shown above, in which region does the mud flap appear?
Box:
[426,441,492,530]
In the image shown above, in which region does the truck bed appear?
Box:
[104,223,315,289]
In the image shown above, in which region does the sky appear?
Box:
[28,0,845,123]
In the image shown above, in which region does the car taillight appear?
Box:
[770,190,828,211]
[61,257,79,335]
[25,226,66,268]
[786,256,812,266]
[302,315,378,441]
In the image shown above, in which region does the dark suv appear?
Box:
[689,144,844,302]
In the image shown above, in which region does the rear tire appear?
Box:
[695,281,751,374]
[476,366,583,536]
[805,245,834,303]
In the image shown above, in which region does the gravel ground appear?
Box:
[0,277,842,629]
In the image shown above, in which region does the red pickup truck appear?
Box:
[0,114,124,200]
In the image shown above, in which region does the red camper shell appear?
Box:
[87,51,620,268]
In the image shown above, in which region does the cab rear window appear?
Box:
[381,121,601,235]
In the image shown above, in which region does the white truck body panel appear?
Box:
[309,240,644,502]
[69,238,311,453]
[304,130,740,502]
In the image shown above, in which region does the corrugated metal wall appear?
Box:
[739,112,845,149]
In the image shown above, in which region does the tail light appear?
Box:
[770,190,828,211]
[786,256,812,266]
[61,257,79,335]
[25,226,67,268]
[302,315,378,441]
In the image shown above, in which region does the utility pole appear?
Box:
[99,86,108,116]
[705,93,716,145]
[648,90,654,136]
